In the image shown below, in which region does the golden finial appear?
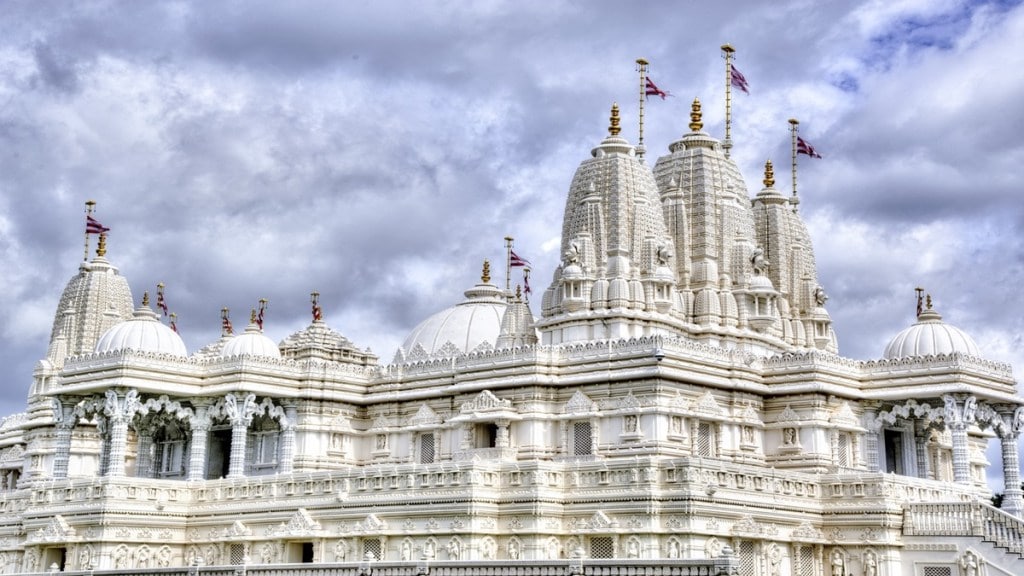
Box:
[608,103,621,136]
[142,292,150,307]
[721,44,735,54]
[763,160,775,188]
[926,294,933,310]
[96,232,107,257]
[688,98,703,132]
[250,308,258,323]
[482,260,491,284]
[515,285,522,301]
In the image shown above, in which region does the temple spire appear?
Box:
[688,98,703,132]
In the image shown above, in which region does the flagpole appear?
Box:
[504,236,513,295]
[788,118,800,211]
[636,58,649,160]
[84,200,96,261]
[721,44,735,158]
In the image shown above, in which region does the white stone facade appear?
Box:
[0,101,1022,576]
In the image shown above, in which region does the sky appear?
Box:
[1,0,1023,485]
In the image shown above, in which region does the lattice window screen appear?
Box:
[738,541,756,576]
[229,544,245,565]
[922,567,952,576]
[363,539,382,560]
[590,537,614,559]
[798,547,814,576]
[838,434,850,467]
[698,422,713,457]
[420,434,435,464]
[573,421,592,455]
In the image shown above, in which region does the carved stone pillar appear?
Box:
[944,394,975,485]
[136,430,154,478]
[915,427,931,480]
[1000,406,1024,516]
[104,390,141,477]
[51,398,77,479]
[279,404,298,475]
[495,419,510,449]
[187,403,212,481]
[225,393,257,478]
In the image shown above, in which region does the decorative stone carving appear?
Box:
[565,390,598,414]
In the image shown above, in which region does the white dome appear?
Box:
[883,307,980,359]
[95,305,187,357]
[402,282,507,356]
[222,323,281,358]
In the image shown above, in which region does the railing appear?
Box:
[905,501,1024,556]
[19,558,739,576]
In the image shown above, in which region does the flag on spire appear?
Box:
[86,215,110,234]
[523,269,532,295]
[797,136,823,159]
[645,77,669,100]
[156,284,169,317]
[169,313,178,334]
[730,65,749,94]
[510,250,531,268]
[221,308,234,336]
[256,299,267,330]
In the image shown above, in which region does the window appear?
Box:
[697,422,716,457]
[363,539,382,561]
[155,440,186,477]
[922,568,952,576]
[475,423,498,448]
[419,434,435,464]
[884,429,904,474]
[251,432,279,466]
[798,547,814,576]
[229,544,245,565]
[573,421,592,456]
[590,537,614,559]
[836,432,851,468]
[738,541,756,576]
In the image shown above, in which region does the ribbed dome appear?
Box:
[402,281,507,357]
[883,307,980,359]
[222,322,281,358]
[95,304,187,357]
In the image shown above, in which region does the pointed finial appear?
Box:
[688,98,703,132]
[482,260,491,284]
[250,308,258,323]
[608,103,621,136]
[926,294,933,310]
[763,160,775,188]
[96,233,107,257]
[515,285,522,301]
[142,292,150,307]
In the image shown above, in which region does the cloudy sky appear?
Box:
[1,1,1022,484]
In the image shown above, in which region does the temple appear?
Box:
[0,98,1021,576]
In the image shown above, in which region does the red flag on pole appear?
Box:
[730,65,750,94]
[797,136,823,159]
[645,77,669,100]
[510,250,531,268]
[86,215,110,234]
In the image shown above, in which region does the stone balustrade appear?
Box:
[905,501,1024,556]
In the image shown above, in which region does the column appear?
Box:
[104,390,141,477]
[915,428,931,480]
[950,423,970,484]
[225,393,256,478]
[278,405,298,475]
[1001,414,1023,516]
[187,403,212,481]
[495,419,510,449]
[51,398,77,479]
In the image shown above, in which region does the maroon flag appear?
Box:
[510,250,531,268]
[645,77,669,100]
[256,299,267,330]
[86,215,110,234]
[169,313,178,334]
[221,308,234,336]
[730,65,749,94]
[797,136,823,159]
[523,271,532,295]
[156,286,169,317]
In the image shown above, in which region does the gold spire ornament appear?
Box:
[96,232,107,257]
[482,260,491,284]
[689,98,703,132]
[608,103,621,136]
[142,292,150,307]
[763,160,775,188]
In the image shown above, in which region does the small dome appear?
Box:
[222,322,281,358]
[883,307,980,359]
[749,274,775,293]
[401,281,507,357]
[95,304,187,357]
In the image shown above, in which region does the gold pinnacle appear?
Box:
[96,233,107,257]
[482,260,491,284]
[142,292,150,307]
[689,98,703,132]
[250,309,258,323]
[763,160,775,188]
[609,103,621,136]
